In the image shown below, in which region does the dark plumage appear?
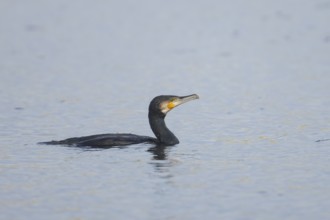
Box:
[39,94,199,147]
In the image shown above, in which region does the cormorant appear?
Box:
[39,94,199,147]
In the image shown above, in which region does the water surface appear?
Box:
[1,0,330,219]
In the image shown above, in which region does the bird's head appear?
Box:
[149,94,199,117]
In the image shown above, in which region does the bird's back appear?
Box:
[39,133,157,148]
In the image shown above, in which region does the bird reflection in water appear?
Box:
[148,144,177,180]
[148,145,169,160]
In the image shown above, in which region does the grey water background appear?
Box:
[1,0,330,219]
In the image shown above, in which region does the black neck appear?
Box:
[148,113,179,145]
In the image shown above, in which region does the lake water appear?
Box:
[1,1,330,219]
